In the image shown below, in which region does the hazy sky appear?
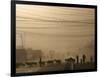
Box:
[16,4,95,61]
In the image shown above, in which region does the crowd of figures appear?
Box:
[16,53,95,72]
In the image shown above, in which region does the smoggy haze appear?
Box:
[16,4,95,61]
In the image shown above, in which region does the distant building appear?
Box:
[16,48,27,64]
[26,48,42,63]
[16,48,42,64]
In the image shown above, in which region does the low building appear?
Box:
[16,48,27,64]
[16,48,42,65]
[26,49,42,63]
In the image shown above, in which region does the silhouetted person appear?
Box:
[82,54,86,63]
[39,56,42,67]
[76,55,79,64]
